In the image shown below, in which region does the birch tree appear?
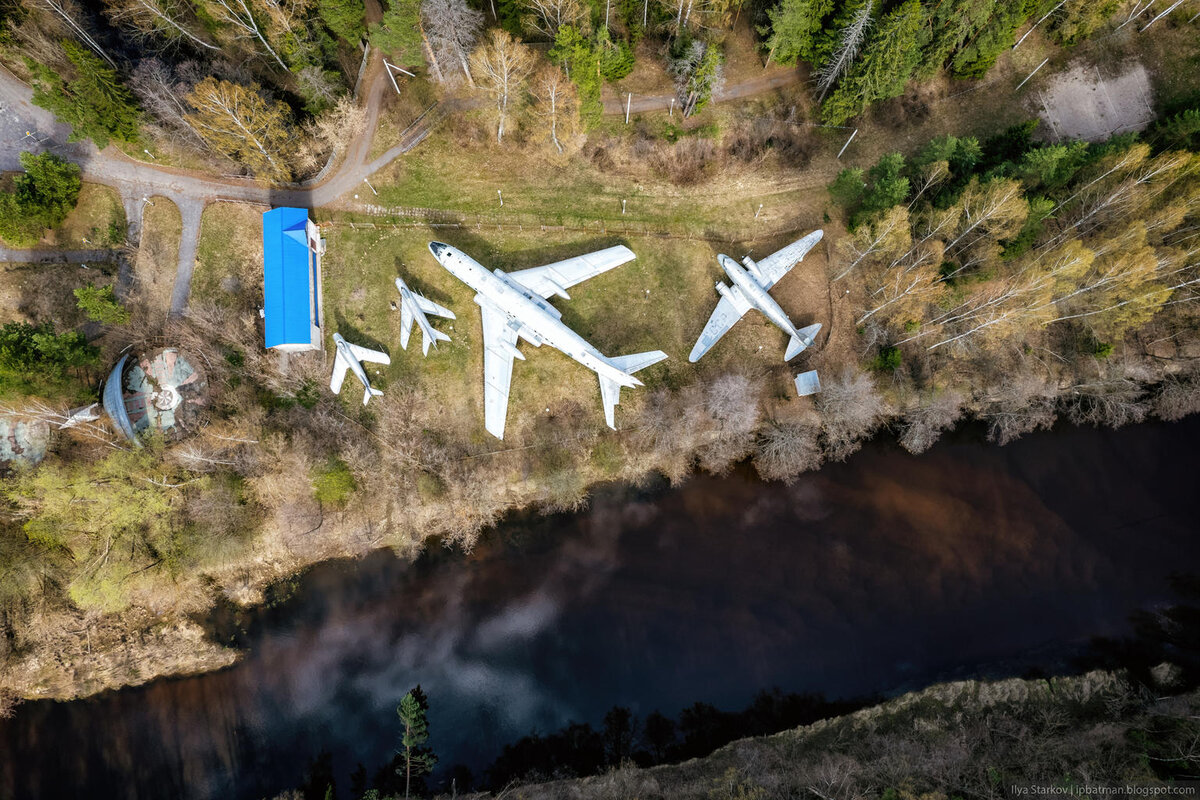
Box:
[199,0,289,69]
[424,0,484,86]
[470,29,534,143]
[522,0,587,39]
[184,78,296,181]
[103,0,219,51]
[529,65,579,154]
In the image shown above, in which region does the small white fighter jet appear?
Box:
[689,230,824,363]
[330,333,391,405]
[427,241,668,440]
[394,277,455,356]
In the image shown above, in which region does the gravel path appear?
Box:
[0,57,805,318]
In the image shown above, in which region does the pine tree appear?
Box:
[916,0,997,79]
[820,0,922,125]
[762,0,834,65]
[318,0,366,43]
[28,41,142,149]
[371,0,424,65]
[396,687,437,799]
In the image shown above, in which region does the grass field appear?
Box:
[318,222,831,442]
[192,202,268,313]
[46,183,126,249]
[129,197,181,324]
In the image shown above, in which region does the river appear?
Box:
[3,418,1199,799]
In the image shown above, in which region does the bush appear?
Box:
[0,321,98,400]
[312,458,356,508]
[0,152,82,247]
[74,283,130,326]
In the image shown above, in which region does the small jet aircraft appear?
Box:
[427,241,668,440]
[689,229,825,363]
[394,277,455,356]
[330,333,391,405]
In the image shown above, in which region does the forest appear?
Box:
[0,0,1160,179]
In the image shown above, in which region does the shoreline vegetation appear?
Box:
[0,0,1197,715]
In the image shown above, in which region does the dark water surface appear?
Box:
[4,419,1200,799]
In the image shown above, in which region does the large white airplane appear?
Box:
[427,241,668,440]
[395,276,455,356]
[689,230,825,363]
[330,333,391,405]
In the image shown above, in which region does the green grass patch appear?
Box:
[312,458,356,508]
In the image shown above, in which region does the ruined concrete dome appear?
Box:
[0,415,50,468]
[103,348,208,444]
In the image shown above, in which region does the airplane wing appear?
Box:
[399,303,414,350]
[413,294,455,319]
[508,245,635,299]
[688,288,752,363]
[480,303,520,439]
[346,342,391,365]
[330,353,350,395]
[755,230,824,290]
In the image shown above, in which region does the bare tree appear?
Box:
[104,0,219,51]
[201,0,289,69]
[130,58,206,145]
[28,0,117,65]
[529,65,578,154]
[705,374,761,436]
[423,0,484,87]
[983,370,1058,445]
[1064,379,1148,429]
[897,390,964,454]
[1153,374,1200,421]
[816,367,889,461]
[522,0,586,38]
[470,29,534,143]
[753,421,823,483]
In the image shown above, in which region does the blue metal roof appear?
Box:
[262,207,315,348]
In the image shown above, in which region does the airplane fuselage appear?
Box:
[333,333,374,389]
[718,254,800,338]
[397,283,437,342]
[431,244,640,388]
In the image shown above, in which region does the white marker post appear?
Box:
[364,177,378,196]
[754,203,763,219]
[142,196,155,207]
[669,98,674,118]
[625,93,632,124]
[497,190,503,207]
[143,149,156,160]
[622,199,626,215]
[836,129,858,159]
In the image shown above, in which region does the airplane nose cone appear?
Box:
[428,242,448,259]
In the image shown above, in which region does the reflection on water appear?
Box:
[3,419,1200,799]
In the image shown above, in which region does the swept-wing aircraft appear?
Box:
[395,276,455,356]
[689,229,824,363]
[427,241,667,440]
[329,333,391,405]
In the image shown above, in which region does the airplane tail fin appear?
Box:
[599,351,668,429]
[363,386,384,405]
[785,323,822,360]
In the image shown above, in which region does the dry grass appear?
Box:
[0,261,116,328]
[44,183,126,249]
[129,196,181,326]
[192,201,267,312]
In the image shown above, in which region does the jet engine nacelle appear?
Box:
[741,255,763,282]
[715,281,735,302]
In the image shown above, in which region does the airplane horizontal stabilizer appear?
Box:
[599,375,621,430]
[785,323,822,360]
[610,350,669,375]
[363,386,383,405]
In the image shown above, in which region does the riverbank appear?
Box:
[462,668,1200,800]
[3,415,1199,799]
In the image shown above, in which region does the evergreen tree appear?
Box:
[820,0,922,125]
[28,42,141,149]
[0,152,82,247]
[318,0,367,43]
[550,25,604,127]
[949,1,1027,78]
[916,0,998,79]
[762,0,834,65]
[371,0,424,65]
[75,284,131,326]
[397,686,437,799]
